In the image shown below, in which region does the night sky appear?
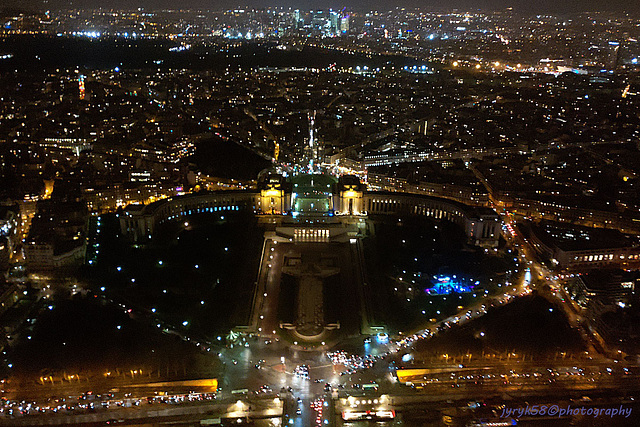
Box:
[3,0,640,14]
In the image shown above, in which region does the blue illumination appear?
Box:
[376,333,389,344]
[427,275,475,295]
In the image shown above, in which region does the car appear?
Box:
[256,385,272,395]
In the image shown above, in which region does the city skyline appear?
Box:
[3,0,640,14]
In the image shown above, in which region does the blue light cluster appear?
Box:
[403,65,434,74]
[427,275,475,295]
[72,31,101,38]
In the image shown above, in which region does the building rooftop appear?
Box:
[529,220,638,252]
[580,269,639,293]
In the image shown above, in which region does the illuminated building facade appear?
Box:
[334,175,366,215]
[120,174,501,248]
[567,270,639,346]
[258,173,289,214]
[0,204,20,270]
[522,220,640,270]
[365,192,500,248]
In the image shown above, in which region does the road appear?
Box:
[500,214,609,359]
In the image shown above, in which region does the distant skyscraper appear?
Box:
[613,41,623,70]
[293,9,302,29]
[330,11,340,35]
[312,10,325,33]
[340,15,350,34]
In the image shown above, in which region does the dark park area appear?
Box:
[414,294,586,358]
[7,296,220,400]
[83,210,264,338]
[364,215,519,333]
